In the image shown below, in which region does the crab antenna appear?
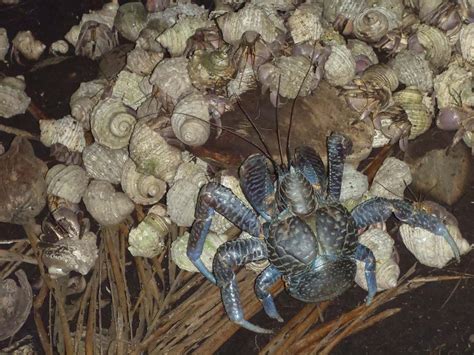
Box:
[236,100,276,164]
[275,74,286,168]
[286,45,317,167]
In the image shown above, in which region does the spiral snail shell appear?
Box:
[0,75,31,119]
[90,97,136,149]
[82,143,129,184]
[45,164,89,204]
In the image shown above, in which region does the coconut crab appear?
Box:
[187,132,461,333]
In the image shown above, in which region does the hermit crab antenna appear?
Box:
[286,44,317,167]
[236,99,276,164]
[275,74,286,168]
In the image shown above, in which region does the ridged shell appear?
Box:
[227,64,257,98]
[82,143,129,184]
[0,137,47,224]
[187,49,236,91]
[259,55,317,99]
[433,63,473,108]
[12,30,45,61]
[459,23,474,65]
[413,24,451,70]
[50,40,69,55]
[463,131,474,150]
[171,231,228,272]
[355,228,400,291]
[173,158,209,187]
[83,180,135,226]
[45,164,89,204]
[370,157,412,199]
[167,161,208,227]
[149,57,195,110]
[128,212,170,257]
[0,28,9,62]
[121,158,167,205]
[129,116,183,183]
[353,8,390,42]
[348,39,379,73]
[323,0,368,23]
[157,16,212,57]
[40,116,86,152]
[171,92,210,147]
[112,70,152,110]
[391,50,433,92]
[126,47,163,75]
[217,3,280,45]
[288,3,323,44]
[324,44,356,87]
[400,223,471,268]
[362,64,399,92]
[340,164,369,202]
[69,79,107,129]
[393,87,432,139]
[42,231,98,277]
[114,2,148,42]
[0,76,31,119]
[90,97,136,149]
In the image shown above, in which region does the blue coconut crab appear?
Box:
[186,132,461,334]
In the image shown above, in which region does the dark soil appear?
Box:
[0,1,473,354]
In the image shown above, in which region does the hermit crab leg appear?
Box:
[327,132,353,201]
[213,238,271,334]
[351,197,461,262]
[352,244,377,305]
[187,182,262,284]
[255,265,283,322]
[239,153,276,221]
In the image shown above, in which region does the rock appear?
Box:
[404,130,472,205]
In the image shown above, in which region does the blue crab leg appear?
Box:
[351,197,461,262]
[239,154,275,221]
[213,238,271,334]
[327,133,352,201]
[293,146,327,195]
[187,182,262,284]
[255,265,283,322]
[352,244,377,305]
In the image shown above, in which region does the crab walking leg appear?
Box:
[213,238,271,334]
[351,197,461,262]
[327,133,352,201]
[352,244,377,305]
[187,182,262,284]
[255,265,283,322]
[239,154,275,222]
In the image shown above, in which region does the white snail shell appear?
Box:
[50,40,69,55]
[171,231,228,273]
[433,63,473,109]
[0,28,9,62]
[64,25,81,47]
[288,2,323,44]
[171,92,211,147]
[459,23,474,65]
[69,79,108,130]
[157,16,212,57]
[400,222,471,269]
[370,157,412,200]
[128,212,170,258]
[111,70,152,110]
[83,180,135,226]
[43,231,98,278]
[126,47,164,76]
[355,228,400,291]
[393,87,432,139]
[80,1,118,30]
[0,76,31,119]
[322,0,368,24]
[40,116,86,152]
[390,50,433,92]
[90,97,136,149]
[45,164,89,204]
[361,63,399,92]
[414,24,451,71]
[324,44,356,87]
[121,158,167,205]
[82,143,129,185]
[12,30,45,61]
[129,116,183,183]
[340,163,369,202]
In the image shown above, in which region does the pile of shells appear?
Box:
[1,0,472,281]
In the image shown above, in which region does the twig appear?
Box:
[0,123,39,140]
[0,249,37,264]
[33,283,53,355]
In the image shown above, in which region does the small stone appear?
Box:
[404,131,472,205]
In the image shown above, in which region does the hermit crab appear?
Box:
[187,133,461,333]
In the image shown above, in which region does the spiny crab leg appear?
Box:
[187,182,262,284]
[351,197,461,262]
